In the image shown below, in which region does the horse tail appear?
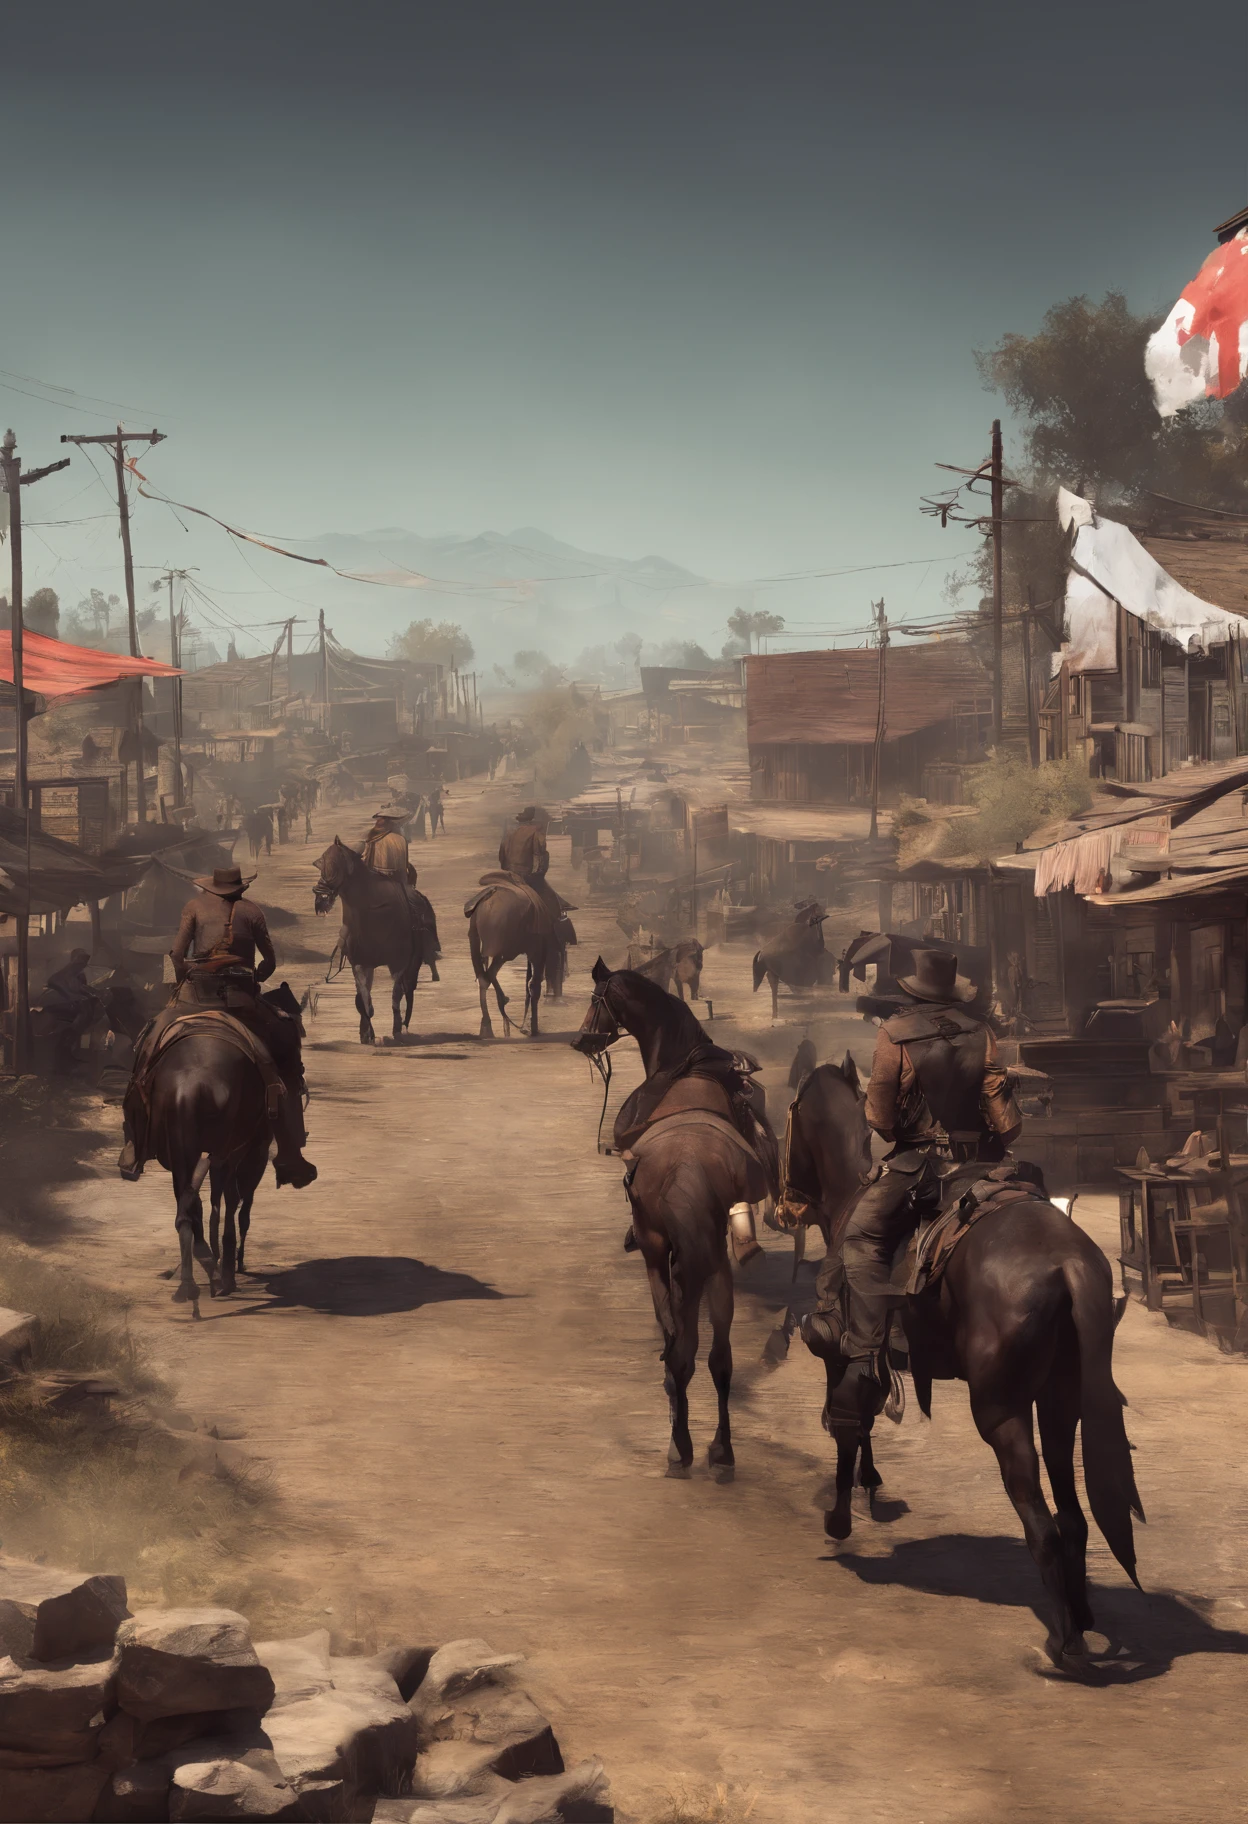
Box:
[1065,1252,1145,1587]
[752,950,766,992]
[468,912,486,985]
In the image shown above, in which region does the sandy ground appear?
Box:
[25,774,1248,1823]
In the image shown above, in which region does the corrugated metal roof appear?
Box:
[746,643,990,746]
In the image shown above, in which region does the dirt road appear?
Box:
[34,777,1248,1823]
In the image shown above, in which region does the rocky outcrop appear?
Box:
[0,1557,614,1823]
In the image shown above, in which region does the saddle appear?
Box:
[906,1162,1044,1299]
[132,1007,286,1121]
[463,872,577,944]
[613,1045,779,1197]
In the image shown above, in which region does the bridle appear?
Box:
[573,977,624,1153]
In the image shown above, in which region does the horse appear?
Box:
[786,1086,1143,1670]
[141,1030,274,1305]
[573,960,777,1471]
[467,881,557,1039]
[634,939,704,1002]
[314,838,440,1045]
[752,906,833,1019]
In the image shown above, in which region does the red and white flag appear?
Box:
[1145,232,1248,417]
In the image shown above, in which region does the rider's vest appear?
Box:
[882,1003,994,1146]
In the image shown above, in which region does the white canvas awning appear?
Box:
[1053,487,1245,675]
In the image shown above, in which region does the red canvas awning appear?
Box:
[0,627,181,698]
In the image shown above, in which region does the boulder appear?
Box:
[117,1608,275,1722]
[254,1629,333,1707]
[410,1741,516,1801]
[168,1741,304,1821]
[0,1651,117,1751]
[0,1733,101,1767]
[99,1705,262,1768]
[421,1687,562,1781]
[415,1641,523,1711]
[262,1653,419,1803]
[370,1643,436,1702]
[0,1757,110,1824]
[373,1762,612,1824]
[0,1556,129,1662]
[373,1801,511,1824]
[0,1306,38,1373]
[94,1758,182,1824]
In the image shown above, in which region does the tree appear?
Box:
[25,588,59,638]
[388,618,475,666]
[614,631,642,672]
[727,606,785,653]
[63,588,122,646]
[513,649,550,676]
[976,291,1248,510]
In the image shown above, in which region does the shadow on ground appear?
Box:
[832,1532,1248,1682]
[241,1254,507,1317]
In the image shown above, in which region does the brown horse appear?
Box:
[752,906,833,1019]
[467,882,556,1039]
[787,1084,1144,1669]
[314,838,440,1044]
[634,939,704,1002]
[573,961,777,1470]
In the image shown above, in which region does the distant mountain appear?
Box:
[297,526,722,664]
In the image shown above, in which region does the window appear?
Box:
[1142,632,1163,689]
[1066,671,1086,719]
[1214,703,1232,738]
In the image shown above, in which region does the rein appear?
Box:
[580,981,622,1155]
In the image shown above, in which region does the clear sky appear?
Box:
[5,0,1247,653]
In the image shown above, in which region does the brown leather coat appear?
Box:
[500,822,548,877]
[171,893,276,982]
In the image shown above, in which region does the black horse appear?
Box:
[785,1083,1143,1670]
[573,961,777,1471]
[314,838,440,1045]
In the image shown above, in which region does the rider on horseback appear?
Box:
[118,866,317,1189]
[801,948,1020,1385]
[498,806,565,928]
[361,803,438,968]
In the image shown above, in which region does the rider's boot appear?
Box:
[118,1133,143,1182]
[272,1072,317,1189]
[728,1201,763,1266]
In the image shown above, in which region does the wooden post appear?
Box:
[167,573,184,807]
[869,599,889,841]
[1023,585,1039,767]
[286,616,294,701]
[991,419,1004,748]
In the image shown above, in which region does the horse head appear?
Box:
[572,956,620,1056]
[313,836,354,915]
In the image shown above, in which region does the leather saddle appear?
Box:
[463,871,576,942]
[905,1162,1046,1299]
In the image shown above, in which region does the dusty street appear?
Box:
[30,777,1248,1824]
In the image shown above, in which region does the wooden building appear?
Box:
[745,643,991,804]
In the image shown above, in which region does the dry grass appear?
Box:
[646,1783,760,1824]
[0,1247,293,1621]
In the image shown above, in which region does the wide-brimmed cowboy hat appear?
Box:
[517,805,538,822]
[896,948,976,1004]
[196,866,255,898]
[373,803,410,821]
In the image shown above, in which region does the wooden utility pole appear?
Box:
[157,568,192,808]
[318,610,329,727]
[286,616,294,700]
[869,598,889,841]
[990,418,1004,748]
[1022,584,1039,767]
[61,428,164,821]
[1,431,70,1074]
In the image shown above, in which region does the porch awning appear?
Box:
[1085,864,1248,905]
[0,628,181,698]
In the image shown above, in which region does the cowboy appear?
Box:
[360,804,438,968]
[118,866,316,1188]
[41,948,101,1074]
[499,805,564,929]
[801,947,1020,1388]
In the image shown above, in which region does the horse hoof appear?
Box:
[708,1441,735,1470]
[823,1505,853,1541]
[668,1438,694,1470]
[172,1285,195,1305]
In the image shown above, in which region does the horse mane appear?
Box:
[609,966,706,1047]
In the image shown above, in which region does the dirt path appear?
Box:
[34,778,1248,1823]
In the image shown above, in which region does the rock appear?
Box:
[255,1629,333,1707]
[0,1732,100,1767]
[370,1642,435,1702]
[373,1800,510,1824]
[422,1687,562,1781]
[0,1758,110,1824]
[169,1742,304,1821]
[99,1705,262,1768]
[262,1653,419,1803]
[0,1306,38,1373]
[0,1651,117,1751]
[94,1758,180,1824]
[410,1741,515,1801]
[0,1556,129,1662]
[117,1608,276,1722]
[415,1641,523,1711]
[372,1763,612,1824]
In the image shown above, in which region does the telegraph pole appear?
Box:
[1,431,70,1074]
[285,616,294,700]
[318,610,329,728]
[990,418,1004,748]
[61,428,164,820]
[869,598,889,842]
[157,568,192,808]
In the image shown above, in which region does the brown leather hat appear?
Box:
[196,865,254,898]
[896,948,975,1003]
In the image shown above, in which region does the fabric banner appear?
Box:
[0,627,180,697]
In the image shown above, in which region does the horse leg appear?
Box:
[217,1169,240,1298]
[976,1403,1080,1667]
[1037,1366,1094,1638]
[706,1256,735,1470]
[825,1422,861,1540]
[237,1142,267,1276]
[859,1420,883,1503]
[390,969,404,1042]
[490,960,513,1037]
[171,1164,206,1306]
[527,954,543,1037]
[352,960,376,1045]
[205,1159,222,1264]
[643,1253,694,1470]
[477,962,495,1040]
[770,971,779,1021]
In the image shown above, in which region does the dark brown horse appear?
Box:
[141,1029,273,1305]
[752,906,833,1019]
[467,882,556,1039]
[314,838,440,1044]
[786,1085,1144,1669]
[573,961,777,1471]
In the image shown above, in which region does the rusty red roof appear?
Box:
[746,643,990,746]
